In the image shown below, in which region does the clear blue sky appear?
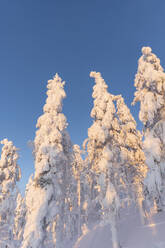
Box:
[0,0,165,193]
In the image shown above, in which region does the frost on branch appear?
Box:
[22,74,76,248]
[0,139,21,248]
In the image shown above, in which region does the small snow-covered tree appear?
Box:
[84,71,121,248]
[72,145,90,238]
[22,74,76,248]
[133,47,165,211]
[0,139,21,248]
[13,192,26,247]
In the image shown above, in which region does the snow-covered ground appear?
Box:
[74,210,165,248]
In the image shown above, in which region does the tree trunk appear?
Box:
[111,215,119,248]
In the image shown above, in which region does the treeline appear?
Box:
[0,47,165,248]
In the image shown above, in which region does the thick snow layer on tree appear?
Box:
[133,46,165,127]
[13,192,26,246]
[133,47,165,211]
[0,139,21,248]
[83,71,148,248]
[22,74,76,248]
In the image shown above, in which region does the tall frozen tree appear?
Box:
[0,139,21,248]
[133,47,165,211]
[22,74,76,248]
[84,71,121,248]
[116,95,147,221]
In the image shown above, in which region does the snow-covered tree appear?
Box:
[116,95,147,221]
[22,74,76,248]
[72,144,90,238]
[85,71,147,246]
[13,193,26,247]
[133,47,165,211]
[84,71,121,248]
[0,139,21,248]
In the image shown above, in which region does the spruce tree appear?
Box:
[85,71,121,248]
[116,95,147,221]
[22,74,76,248]
[72,144,90,238]
[133,47,165,211]
[0,139,21,248]
[13,193,26,247]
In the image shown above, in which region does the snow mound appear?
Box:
[75,211,165,248]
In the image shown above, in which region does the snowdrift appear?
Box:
[74,211,165,248]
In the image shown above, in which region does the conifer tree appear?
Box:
[13,193,26,247]
[133,47,165,211]
[116,95,147,221]
[85,71,121,248]
[22,74,76,248]
[0,139,21,248]
[72,145,90,238]
[85,72,147,247]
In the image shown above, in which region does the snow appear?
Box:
[75,211,165,248]
[142,46,152,55]
[133,46,165,127]
[22,74,79,248]
[0,139,21,248]
[2,48,165,248]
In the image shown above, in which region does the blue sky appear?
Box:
[0,0,165,192]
